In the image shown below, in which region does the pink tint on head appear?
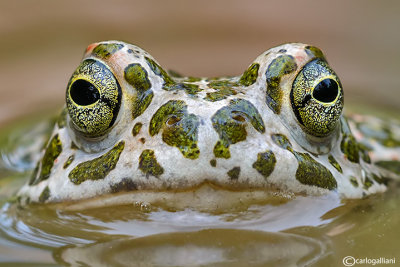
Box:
[85,43,98,54]
[294,50,310,66]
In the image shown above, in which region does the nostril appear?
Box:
[232,114,246,122]
[166,115,181,126]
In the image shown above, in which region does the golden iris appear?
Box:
[66,59,121,137]
[290,59,343,137]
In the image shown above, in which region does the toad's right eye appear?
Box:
[66,59,121,137]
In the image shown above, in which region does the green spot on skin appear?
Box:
[363,176,373,189]
[205,80,237,102]
[184,77,202,82]
[124,64,151,91]
[71,141,79,150]
[39,186,50,203]
[139,149,164,177]
[328,155,343,173]
[358,143,371,163]
[210,159,217,167]
[57,108,67,128]
[28,162,40,186]
[381,137,400,148]
[378,127,400,148]
[340,117,371,164]
[212,99,265,158]
[340,134,360,163]
[271,134,292,151]
[110,178,137,193]
[213,140,230,159]
[132,122,143,136]
[271,133,337,189]
[124,64,154,119]
[145,57,175,85]
[358,121,400,148]
[304,46,325,60]
[294,153,337,190]
[145,57,202,96]
[227,167,241,180]
[168,70,183,78]
[174,83,202,96]
[239,63,260,86]
[149,100,200,159]
[69,141,125,185]
[30,134,62,186]
[368,173,389,185]
[252,150,276,179]
[265,55,297,114]
[63,155,75,169]
[92,43,124,59]
[375,160,400,175]
[349,176,358,187]
[133,91,154,119]
[232,99,265,132]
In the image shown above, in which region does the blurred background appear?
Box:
[0,0,399,127]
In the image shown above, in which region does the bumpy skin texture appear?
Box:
[17,41,400,204]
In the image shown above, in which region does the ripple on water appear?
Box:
[54,229,327,267]
[0,192,341,266]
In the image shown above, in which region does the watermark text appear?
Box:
[343,256,396,266]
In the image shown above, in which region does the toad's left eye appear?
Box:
[290,59,343,137]
[66,59,121,137]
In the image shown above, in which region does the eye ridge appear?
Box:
[70,79,100,106]
[312,78,339,103]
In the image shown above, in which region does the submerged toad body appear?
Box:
[17,41,400,206]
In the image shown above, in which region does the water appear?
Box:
[0,113,399,266]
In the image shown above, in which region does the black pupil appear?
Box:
[312,78,339,103]
[70,80,100,106]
